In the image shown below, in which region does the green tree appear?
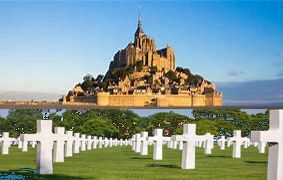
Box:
[6,109,42,137]
[195,119,218,135]
[187,74,203,86]
[176,67,191,76]
[79,116,117,137]
[60,110,85,132]
[192,109,269,137]
[49,112,64,127]
[81,74,95,91]
[147,111,193,136]
[0,108,269,140]
[0,116,8,133]
[250,111,269,131]
[91,109,142,139]
[215,118,237,136]
[165,70,177,82]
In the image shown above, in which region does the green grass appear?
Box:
[0,145,267,180]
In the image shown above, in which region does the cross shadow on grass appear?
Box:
[147,164,180,169]
[0,168,87,180]
[206,155,230,158]
[131,157,152,160]
[245,161,267,164]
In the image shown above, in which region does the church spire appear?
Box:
[135,6,143,35]
[134,6,144,48]
[138,6,142,29]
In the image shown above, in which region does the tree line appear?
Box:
[0,109,269,139]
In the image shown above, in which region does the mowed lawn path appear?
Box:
[0,145,267,180]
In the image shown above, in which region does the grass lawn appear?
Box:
[0,145,267,180]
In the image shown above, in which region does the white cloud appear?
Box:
[227,70,244,77]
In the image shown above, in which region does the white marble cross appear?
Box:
[0,132,16,155]
[22,140,28,152]
[80,134,86,151]
[124,139,129,146]
[227,139,232,147]
[65,131,74,157]
[20,120,62,174]
[204,133,214,155]
[173,140,178,149]
[86,135,92,150]
[229,130,245,158]
[73,133,81,154]
[172,124,205,169]
[242,137,250,149]
[135,133,141,153]
[196,141,202,148]
[114,138,118,146]
[109,138,113,147]
[178,140,183,150]
[168,140,173,149]
[148,139,153,146]
[31,141,36,148]
[252,142,259,147]
[92,136,98,149]
[217,136,227,150]
[258,141,266,154]
[171,136,178,150]
[98,137,103,148]
[131,135,136,151]
[140,132,148,155]
[251,110,283,180]
[53,127,68,163]
[148,129,170,160]
[104,138,109,148]
[17,138,22,149]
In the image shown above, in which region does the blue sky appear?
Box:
[0,1,282,105]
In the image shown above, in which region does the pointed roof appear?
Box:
[135,7,144,36]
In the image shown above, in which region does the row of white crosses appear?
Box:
[217,130,266,158]
[131,123,269,171]
[131,129,169,160]
[1,130,124,157]
[0,119,129,175]
[132,126,215,166]
[214,109,282,180]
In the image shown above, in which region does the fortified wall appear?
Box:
[73,92,222,107]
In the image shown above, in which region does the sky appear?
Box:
[0,1,282,105]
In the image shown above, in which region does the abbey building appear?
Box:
[62,14,222,107]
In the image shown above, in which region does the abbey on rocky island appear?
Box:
[62,14,222,107]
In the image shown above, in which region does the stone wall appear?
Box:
[205,93,223,106]
[74,92,222,107]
